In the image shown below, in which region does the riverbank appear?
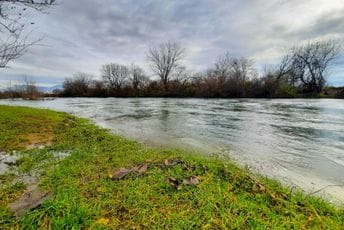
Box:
[0,105,343,228]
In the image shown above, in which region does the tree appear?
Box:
[0,0,55,68]
[2,76,42,99]
[211,52,255,97]
[0,0,56,31]
[172,65,192,87]
[214,52,254,83]
[101,63,129,90]
[290,40,340,93]
[21,76,41,99]
[147,41,184,90]
[214,52,231,76]
[270,39,340,94]
[0,0,55,16]
[276,54,292,81]
[63,72,93,97]
[90,80,108,97]
[130,64,147,90]
[229,57,254,83]
[0,30,41,67]
[213,53,254,81]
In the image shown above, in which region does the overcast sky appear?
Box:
[1,0,344,87]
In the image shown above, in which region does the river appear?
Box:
[1,98,343,204]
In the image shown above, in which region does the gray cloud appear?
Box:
[1,0,343,86]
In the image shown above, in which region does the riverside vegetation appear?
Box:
[1,40,344,100]
[0,105,343,229]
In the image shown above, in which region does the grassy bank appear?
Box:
[0,105,343,229]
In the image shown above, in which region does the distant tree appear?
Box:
[214,52,232,85]
[272,40,340,93]
[172,65,192,87]
[63,72,93,97]
[3,76,42,99]
[275,54,292,81]
[147,41,184,90]
[290,40,340,93]
[101,63,129,90]
[90,80,108,97]
[0,0,56,68]
[229,57,254,83]
[210,53,255,97]
[196,70,221,97]
[129,64,147,90]
[214,52,254,83]
[21,76,41,99]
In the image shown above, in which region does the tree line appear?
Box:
[58,40,342,98]
[0,77,42,99]
[1,39,343,99]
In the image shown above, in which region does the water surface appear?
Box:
[1,98,343,203]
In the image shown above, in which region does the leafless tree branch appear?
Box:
[101,63,130,90]
[0,28,42,67]
[0,0,55,68]
[147,41,185,90]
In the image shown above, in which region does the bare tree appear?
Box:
[284,40,340,93]
[172,65,192,87]
[0,0,55,15]
[0,30,41,67]
[214,52,254,83]
[214,52,232,84]
[101,63,130,90]
[147,41,184,90]
[22,75,41,99]
[0,0,55,25]
[0,0,55,68]
[63,72,93,97]
[4,76,42,99]
[276,54,292,80]
[130,64,147,90]
[229,57,254,82]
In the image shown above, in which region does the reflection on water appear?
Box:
[1,98,343,203]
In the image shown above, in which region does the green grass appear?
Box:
[0,105,343,229]
[0,106,63,151]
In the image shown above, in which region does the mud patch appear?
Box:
[2,150,71,217]
[8,183,53,217]
[19,132,54,149]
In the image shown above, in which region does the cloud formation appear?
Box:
[1,0,344,86]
